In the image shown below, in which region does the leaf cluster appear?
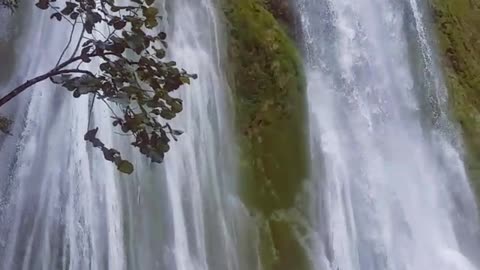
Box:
[34,0,195,174]
[0,0,17,11]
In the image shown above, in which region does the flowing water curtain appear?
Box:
[0,2,129,270]
[2,1,255,270]
[296,0,480,269]
[155,0,261,269]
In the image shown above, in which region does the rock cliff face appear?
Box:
[221,1,310,269]
[429,0,480,194]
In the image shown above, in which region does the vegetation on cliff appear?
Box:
[222,0,309,269]
[429,0,480,194]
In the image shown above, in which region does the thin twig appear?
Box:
[88,92,97,129]
[70,26,86,59]
[56,18,78,67]
[100,98,120,119]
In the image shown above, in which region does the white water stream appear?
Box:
[0,1,248,269]
[297,0,480,269]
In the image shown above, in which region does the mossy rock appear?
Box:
[264,0,298,37]
[429,0,480,197]
[222,0,309,269]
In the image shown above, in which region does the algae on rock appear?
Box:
[222,0,309,269]
[429,0,480,195]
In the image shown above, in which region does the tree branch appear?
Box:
[53,51,119,72]
[0,69,95,107]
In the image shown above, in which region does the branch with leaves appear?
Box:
[0,0,17,11]
[0,0,196,174]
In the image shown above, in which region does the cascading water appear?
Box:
[297,0,480,269]
[0,1,247,270]
[2,0,480,270]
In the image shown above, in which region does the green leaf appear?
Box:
[179,76,190,84]
[170,99,183,113]
[61,2,77,15]
[50,12,62,21]
[117,160,134,174]
[143,6,158,17]
[155,48,166,59]
[70,12,79,20]
[84,128,99,142]
[35,0,49,10]
[113,20,126,30]
[143,6,159,28]
[73,90,81,98]
[172,129,184,136]
[150,151,164,163]
[160,110,175,120]
[158,32,167,40]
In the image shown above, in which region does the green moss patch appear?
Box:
[429,0,480,196]
[222,0,309,269]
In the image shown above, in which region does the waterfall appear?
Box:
[0,1,248,270]
[2,0,480,270]
[297,0,480,270]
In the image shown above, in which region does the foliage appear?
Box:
[0,0,196,174]
[0,0,17,11]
